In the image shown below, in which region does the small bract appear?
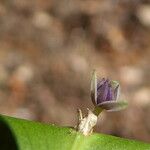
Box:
[91,70,127,112]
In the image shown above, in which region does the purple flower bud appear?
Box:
[97,79,119,104]
[91,70,127,112]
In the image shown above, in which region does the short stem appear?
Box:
[93,106,103,116]
[77,109,98,136]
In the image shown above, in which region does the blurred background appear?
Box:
[0,0,150,142]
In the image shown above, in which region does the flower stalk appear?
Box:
[93,106,103,116]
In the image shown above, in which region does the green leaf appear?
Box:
[0,114,149,150]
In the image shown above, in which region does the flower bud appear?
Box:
[91,70,127,112]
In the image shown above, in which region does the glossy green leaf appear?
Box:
[0,115,149,150]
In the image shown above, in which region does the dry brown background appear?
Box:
[0,0,150,142]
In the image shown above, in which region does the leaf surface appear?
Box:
[0,115,149,150]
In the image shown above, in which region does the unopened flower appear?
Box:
[91,70,127,112]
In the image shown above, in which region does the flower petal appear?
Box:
[106,85,114,101]
[97,79,109,103]
[97,100,128,112]
[111,80,120,100]
[111,80,119,88]
[90,70,97,105]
